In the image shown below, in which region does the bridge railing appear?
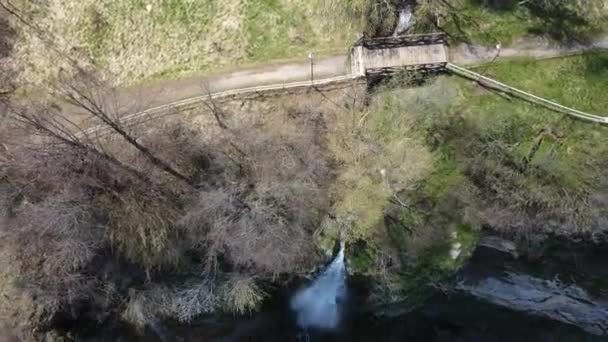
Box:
[446,63,608,124]
[355,32,446,50]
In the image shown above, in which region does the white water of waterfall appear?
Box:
[290,242,347,330]
[393,5,415,36]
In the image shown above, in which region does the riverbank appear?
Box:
[72,229,608,342]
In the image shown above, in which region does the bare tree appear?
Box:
[56,71,196,187]
[6,100,153,187]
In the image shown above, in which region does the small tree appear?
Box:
[57,71,196,186]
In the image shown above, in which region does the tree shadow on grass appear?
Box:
[524,2,596,44]
[469,0,599,44]
[469,0,520,12]
[0,10,15,58]
[433,1,481,45]
[583,52,608,81]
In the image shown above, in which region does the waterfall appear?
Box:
[393,4,415,36]
[290,242,347,330]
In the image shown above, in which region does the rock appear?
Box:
[456,273,608,336]
[478,236,518,258]
[449,242,462,260]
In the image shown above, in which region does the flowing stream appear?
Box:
[393,4,415,36]
[290,241,347,331]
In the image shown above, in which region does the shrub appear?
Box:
[1,90,336,337]
[180,116,334,275]
[221,277,266,315]
[105,191,182,273]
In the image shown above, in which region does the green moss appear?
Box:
[423,224,477,272]
[347,240,378,274]
[389,223,479,309]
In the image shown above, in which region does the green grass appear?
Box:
[67,0,358,83]
[438,0,608,45]
[151,0,217,26]
[435,52,608,232]
[478,53,608,113]
[240,0,357,63]
[440,1,531,45]
[245,0,313,61]
[446,53,608,140]
[463,52,608,178]
[78,5,113,62]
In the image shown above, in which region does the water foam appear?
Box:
[290,242,347,330]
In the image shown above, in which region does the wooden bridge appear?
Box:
[349,32,607,124]
[350,33,448,76]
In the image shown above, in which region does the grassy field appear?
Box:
[13,0,359,86]
[472,53,608,113]
[452,52,608,195]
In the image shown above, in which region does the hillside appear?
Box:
[7,0,359,87]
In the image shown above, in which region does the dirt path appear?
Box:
[116,54,349,113]
[100,34,608,118]
[450,34,608,65]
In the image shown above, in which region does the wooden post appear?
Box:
[308,52,314,85]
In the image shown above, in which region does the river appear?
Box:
[81,233,608,342]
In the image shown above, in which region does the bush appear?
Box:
[0,99,336,338]
[180,115,334,275]
[122,275,266,327]
[327,77,447,276]
[221,277,266,315]
[105,191,182,273]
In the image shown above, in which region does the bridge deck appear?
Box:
[351,33,448,75]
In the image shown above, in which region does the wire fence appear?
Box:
[79,74,365,137]
[446,63,608,124]
[79,60,606,139]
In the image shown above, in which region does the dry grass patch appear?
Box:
[9,0,359,88]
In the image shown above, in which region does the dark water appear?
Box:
[83,234,608,342]
[113,299,601,342]
[87,284,602,342]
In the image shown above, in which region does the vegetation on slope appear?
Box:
[1,47,607,341]
[325,51,608,309]
[0,74,338,339]
[7,0,359,87]
[4,0,606,91]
